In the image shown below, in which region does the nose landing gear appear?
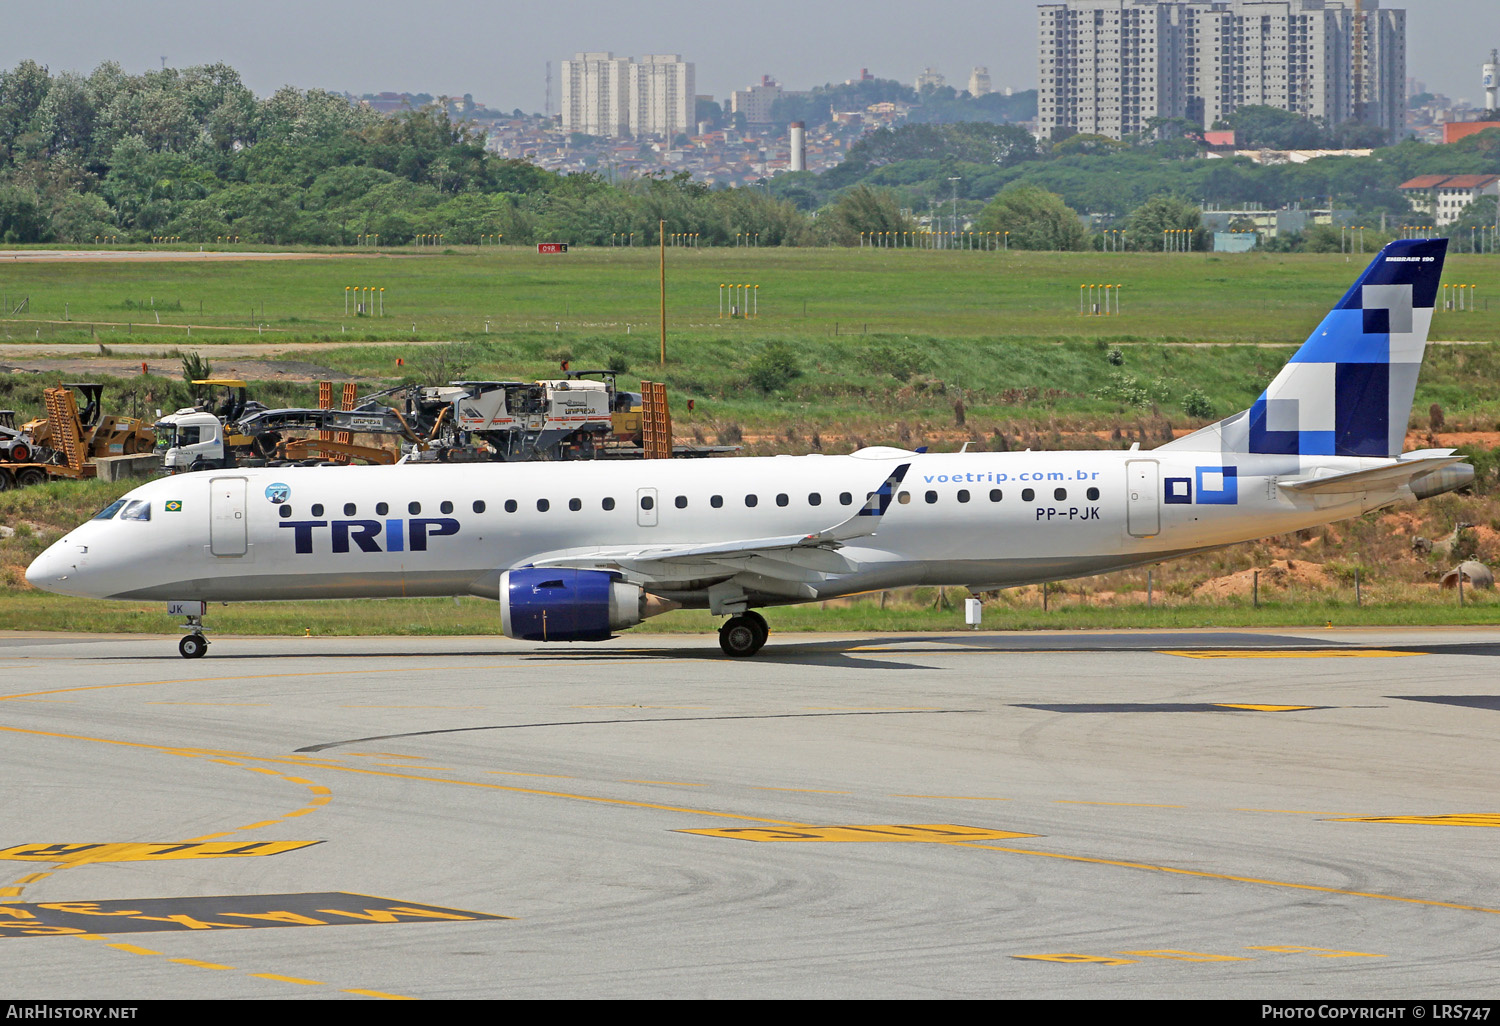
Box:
[718,611,768,657]
[179,632,209,659]
[170,602,211,658]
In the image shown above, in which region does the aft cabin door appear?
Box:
[210,477,248,556]
[1125,460,1160,538]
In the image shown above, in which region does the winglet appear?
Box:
[805,462,911,544]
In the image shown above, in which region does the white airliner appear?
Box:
[27,239,1472,658]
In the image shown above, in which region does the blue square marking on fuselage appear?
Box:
[1164,478,1192,504]
[1196,466,1238,505]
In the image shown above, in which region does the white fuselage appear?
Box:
[27,446,1402,608]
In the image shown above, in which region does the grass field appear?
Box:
[2,246,1500,434]
[1,246,1496,345]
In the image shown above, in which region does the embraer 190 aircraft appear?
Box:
[27,239,1473,659]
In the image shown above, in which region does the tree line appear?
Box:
[0,60,1494,250]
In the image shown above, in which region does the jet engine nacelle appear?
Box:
[498,568,643,642]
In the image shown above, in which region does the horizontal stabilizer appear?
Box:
[1278,451,1466,495]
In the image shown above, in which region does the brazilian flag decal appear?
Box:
[165,500,183,512]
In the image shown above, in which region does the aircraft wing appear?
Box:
[1278,451,1467,494]
[524,461,911,590]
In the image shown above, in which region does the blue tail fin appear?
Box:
[1163,238,1447,458]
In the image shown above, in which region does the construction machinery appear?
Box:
[154,372,735,473]
[0,410,39,464]
[0,384,158,491]
[23,384,153,460]
[429,374,632,461]
[155,380,413,473]
[0,387,111,491]
[391,372,730,461]
[0,406,51,490]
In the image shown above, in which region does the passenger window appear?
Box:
[710,495,723,508]
[776,494,789,507]
[344,503,356,516]
[1087,487,1100,501]
[569,498,582,511]
[808,493,822,506]
[745,494,758,507]
[473,500,486,513]
[121,500,151,521]
[1054,488,1067,501]
[537,499,550,512]
[312,503,325,517]
[990,489,1002,502]
[957,490,970,503]
[279,504,292,518]
[1022,488,1035,502]
[839,492,852,505]
[92,500,127,521]
[924,491,938,504]
[440,500,454,514]
[602,497,616,511]
[675,495,688,509]
[897,491,911,504]
[640,495,654,511]
[376,502,389,515]
[408,501,421,515]
[504,500,518,513]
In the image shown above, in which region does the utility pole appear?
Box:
[948,176,961,247]
[659,219,667,366]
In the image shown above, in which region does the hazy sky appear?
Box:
[7,1,1497,112]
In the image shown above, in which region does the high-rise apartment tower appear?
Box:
[562,52,695,138]
[1037,1,1405,141]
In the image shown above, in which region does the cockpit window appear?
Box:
[120,500,151,522]
[92,500,127,521]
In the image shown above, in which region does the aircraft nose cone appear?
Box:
[25,541,71,593]
[24,553,47,589]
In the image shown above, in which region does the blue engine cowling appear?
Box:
[498,568,643,642]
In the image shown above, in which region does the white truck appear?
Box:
[153,408,232,472]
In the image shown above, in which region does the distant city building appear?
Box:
[1442,121,1500,144]
[1037,1,1406,142]
[631,54,695,138]
[561,51,694,138]
[561,52,633,137]
[968,67,992,97]
[1399,174,1500,226]
[916,67,946,91]
[732,76,783,125]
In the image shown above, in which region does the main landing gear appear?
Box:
[718,611,768,658]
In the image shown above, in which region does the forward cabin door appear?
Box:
[210,477,248,556]
[1125,460,1160,538]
